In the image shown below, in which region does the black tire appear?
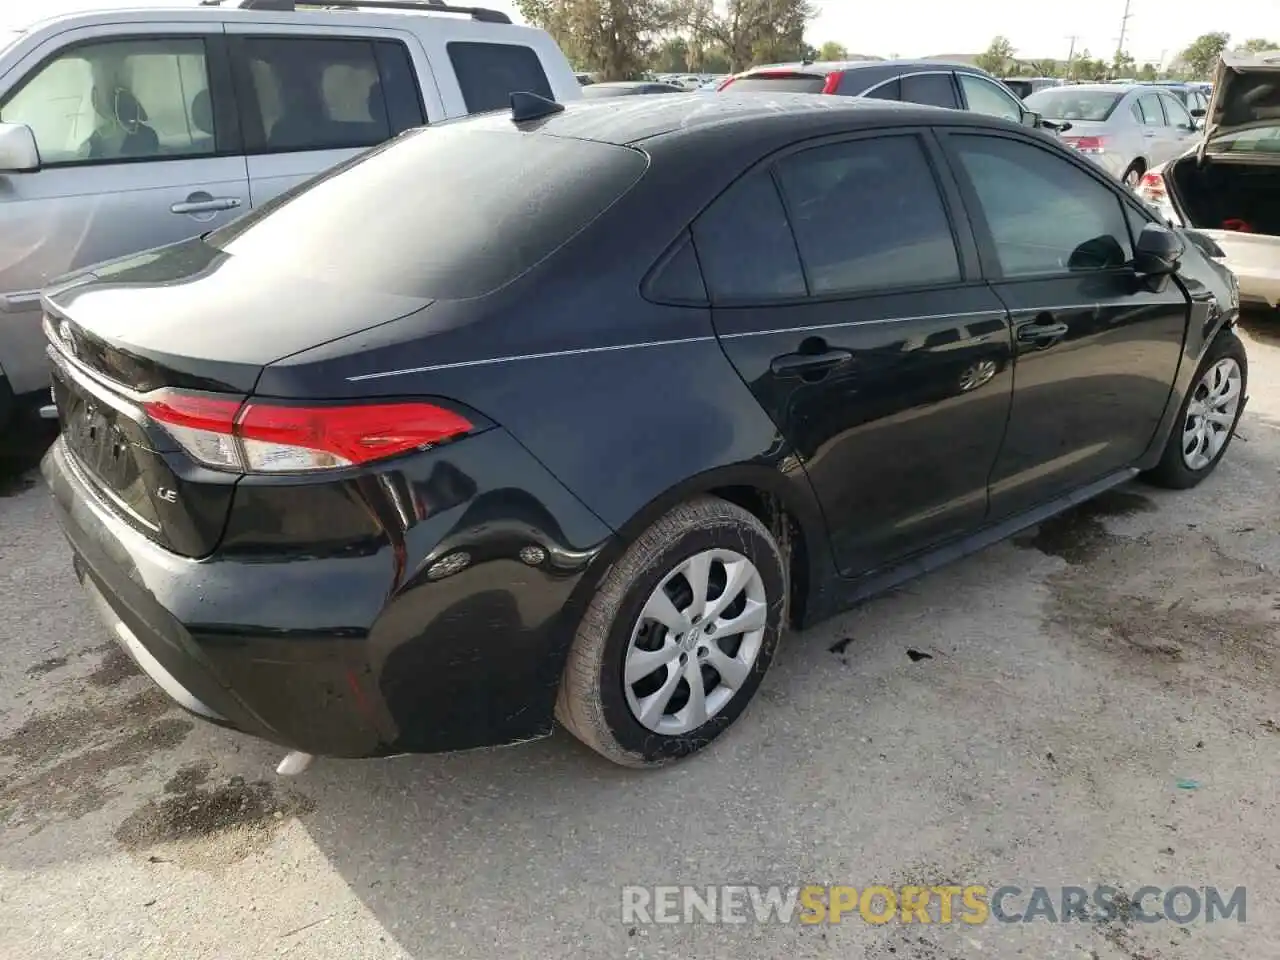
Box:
[1122,160,1146,189]
[555,496,786,767]
[1142,328,1248,490]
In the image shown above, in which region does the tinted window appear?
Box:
[1024,88,1121,121]
[1136,94,1166,125]
[1004,79,1033,99]
[774,136,960,296]
[953,134,1133,277]
[1162,94,1193,128]
[447,42,552,114]
[731,74,828,94]
[958,74,1023,121]
[1,37,214,164]
[900,73,959,109]
[207,127,646,299]
[373,40,426,134]
[692,172,806,302]
[861,77,900,100]
[237,37,403,152]
[645,233,708,305]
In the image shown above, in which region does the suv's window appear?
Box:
[0,37,214,165]
[774,136,960,296]
[953,134,1133,277]
[1161,94,1194,129]
[861,77,900,100]
[691,170,806,302]
[1135,93,1166,126]
[237,37,421,152]
[958,74,1023,121]
[208,126,646,299]
[447,42,553,114]
[900,73,959,109]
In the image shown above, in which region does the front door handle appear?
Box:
[171,196,241,215]
[1016,320,1070,343]
[770,348,853,378]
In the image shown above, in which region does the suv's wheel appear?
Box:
[556,497,786,767]
[1143,328,1248,489]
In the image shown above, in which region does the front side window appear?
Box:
[953,134,1133,277]
[0,37,213,165]
[773,135,961,296]
[900,73,959,109]
[958,73,1023,121]
[237,36,416,152]
[447,42,553,115]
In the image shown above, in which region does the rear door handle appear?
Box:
[171,197,241,215]
[1017,320,1070,343]
[770,348,853,378]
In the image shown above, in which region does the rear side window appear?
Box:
[731,74,828,94]
[235,37,423,152]
[774,136,961,296]
[207,127,646,299]
[448,42,552,114]
[860,77,900,100]
[901,73,959,109]
[1135,94,1166,126]
[692,172,806,303]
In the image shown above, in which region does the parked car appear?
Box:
[1023,82,1202,186]
[719,59,1041,129]
[1137,49,1280,308]
[41,91,1245,771]
[581,81,686,98]
[1003,76,1063,99]
[0,0,581,429]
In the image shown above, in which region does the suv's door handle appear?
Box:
[770,348,854,378]
[171,197,241,215]
[1017,320,1070,342]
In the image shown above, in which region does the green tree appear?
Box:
[974,36,1016,75]
[515,0,679,80]
[1239,37,1279,55]
[1137,61,1159,81]
[707,0,818,71]
[653,36,690,72]
[1028,59,1059,77]
[818,41,849,61]
[1111,49,1136,77]
[1179,31,1231,79]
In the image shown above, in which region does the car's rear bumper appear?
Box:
[42,428,616,758]
[1196,230,1280,307]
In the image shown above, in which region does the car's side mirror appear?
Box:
[0,122,40,174]
[1022,109,1042,128]
[1132,222,1182,277]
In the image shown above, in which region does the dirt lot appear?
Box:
[2,312,1278,960]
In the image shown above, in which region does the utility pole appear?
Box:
[1065,34,1079,78]
[1116,0,1133,62]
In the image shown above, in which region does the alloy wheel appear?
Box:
[1182,357,1243,471]
[623,548,768,735]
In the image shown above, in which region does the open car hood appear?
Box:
[1205,48,1280,143]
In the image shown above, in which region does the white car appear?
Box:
[1138,49,1280,309]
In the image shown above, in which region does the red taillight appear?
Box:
[1137,171,1167,203]
[821,72,841,94]
[1221,218,1252,233]
[1063,135,1107,154]
[143,390,473,474]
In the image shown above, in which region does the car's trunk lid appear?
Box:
[1202,48,1280,147]
[43,238,431,557]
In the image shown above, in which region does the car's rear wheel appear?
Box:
[1121,161,1146,189]
[556,497,785,767]
[1142,328,1247,489]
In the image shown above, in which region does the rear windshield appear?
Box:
[1023,88,1122,121]
[732,74,828,94]
[1004,80,1032,98]
[207,125,647,299]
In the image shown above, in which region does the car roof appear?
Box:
[462,91,985,147]
[743,58,984,77]
[1050,83,1142,94]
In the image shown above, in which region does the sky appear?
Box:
[4,0,1279,67]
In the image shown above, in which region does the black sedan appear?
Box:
[41,92,1247,770]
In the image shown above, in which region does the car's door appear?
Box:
[0,25,246,396]
[1134,91,1175,163]
[695,130,1014,578]
[939,129,1187,520]
[225,27,432,206]
[1157,92,1200,159]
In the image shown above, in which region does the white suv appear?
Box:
[0,0,580,425]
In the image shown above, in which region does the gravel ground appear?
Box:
[1,312,1278,960]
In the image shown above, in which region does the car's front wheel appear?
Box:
[1143,328,1248,489]
[556,497,786,767]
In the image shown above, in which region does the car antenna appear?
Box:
[510,91,565,123]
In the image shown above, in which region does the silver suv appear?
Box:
[0,0,580,426]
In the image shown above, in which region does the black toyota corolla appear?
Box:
[42,92,1246,770]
